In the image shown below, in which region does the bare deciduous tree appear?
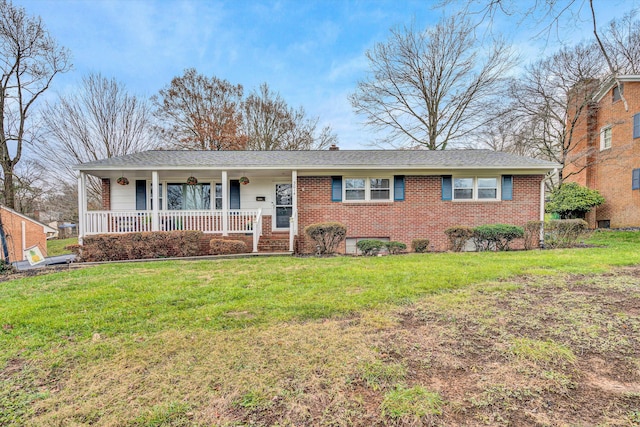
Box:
[602,11,640,75]
[42,73,154,201]
[244,83,337,150]
[510,42,605,183]
[442,0,639,109]
[152,68,247,151]
[0,159,47,214]
[0,0,71,209]
[350,15,514,150]
[478,108,539,158]
[42,180,79,222]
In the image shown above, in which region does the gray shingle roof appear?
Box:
[75,149,559,171]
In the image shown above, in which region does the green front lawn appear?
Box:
[2,231,639,425]
[46,237,77,257]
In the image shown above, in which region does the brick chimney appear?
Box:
[329,144,339,151]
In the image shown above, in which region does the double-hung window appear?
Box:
[601,126,612,150]
[344,177,391,201]
[477,178,498,199]
[453,177,499,200]
[370,178,391,200]
[453,178,474,199]
[345,178,366,200]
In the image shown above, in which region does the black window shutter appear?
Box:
[135,180,147,210]
[331,176,342,202]
[634,113,640,139]
[394,175,405,201]
[501,175,513,200]
[633,169,640,190]
[441,176,452,200]
[230,180,240,209]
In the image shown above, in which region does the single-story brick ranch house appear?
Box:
[74,149,559,254]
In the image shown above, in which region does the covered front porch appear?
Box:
[77,169,299,253]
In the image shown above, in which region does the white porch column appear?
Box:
[152,171,160,231]
[77,172,86,244]
[290,170,298,252]
[221,170,228,236]
[539,175,546,246]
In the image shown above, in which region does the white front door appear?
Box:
[274,183,292,230]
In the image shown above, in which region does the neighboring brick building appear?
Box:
[0,205,56,262]
[564,75,640,228]
[75,149,558,253]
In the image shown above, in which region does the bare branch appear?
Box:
[350,15,515,150]
[41,73,153,202]
[243,83,337,150]
[0,0,71,209]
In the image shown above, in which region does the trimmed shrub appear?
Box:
[544,219,589,248]
[357,239,387,256]
[546,182,605,219]
[411,239,430,253]
[444,226,474,252]
[385,241,407,255]
[304,222,347,255]
[523,221,542,250]
[72,231,203,262]
[473,224,524,252]
[210,239,248,255]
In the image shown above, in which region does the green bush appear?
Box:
[473,224,525,252]
[444,226,474,252]
[71,231,203,262]
[546,183,605,219]
[385,241,407,255]
[411,239,430,253]
[210,239,248,255]
[356,239,387,256]
[304,222,347,255]
[524,221,542,250]
[544,219,589,248]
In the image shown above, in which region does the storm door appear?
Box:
[275,184,292,229]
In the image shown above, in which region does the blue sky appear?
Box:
[14,0,640,150]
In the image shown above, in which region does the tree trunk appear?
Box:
[3,165,14,209]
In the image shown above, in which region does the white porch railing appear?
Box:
[83,209,263,252]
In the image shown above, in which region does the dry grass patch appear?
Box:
[29,318,387,426]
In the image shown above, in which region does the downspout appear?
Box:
[21,221,26,257]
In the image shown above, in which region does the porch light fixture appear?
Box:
[116,176,130,185]
[239,176,250,185]
[186,176,198,185]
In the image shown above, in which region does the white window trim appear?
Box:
[342,176,394,202]
[452,176,501,201]
[600,126,612,151]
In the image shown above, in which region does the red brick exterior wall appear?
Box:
[296,175,543,253]
[0,207,48,261]
[565,81,640,228]
[102,178,111,210]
